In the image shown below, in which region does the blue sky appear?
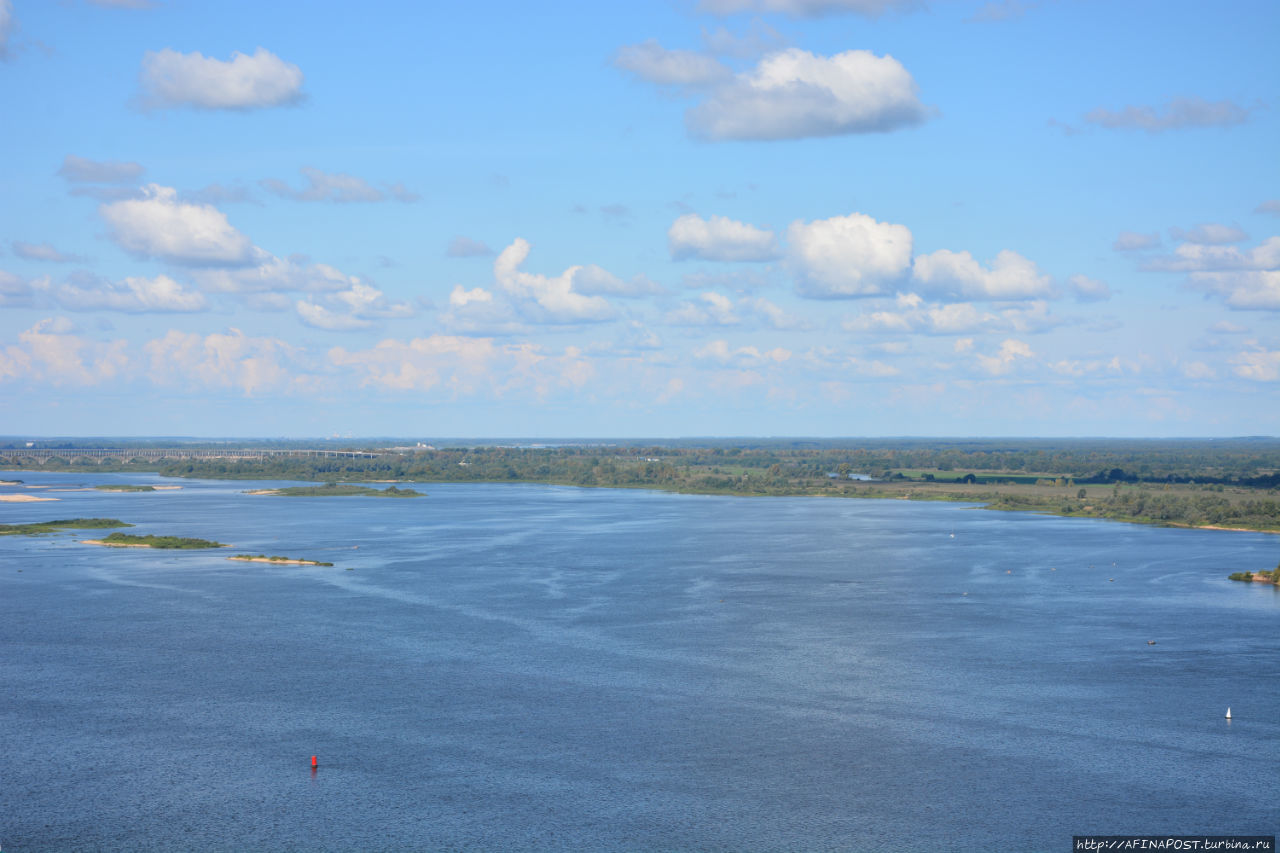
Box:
[1,0,1276,438]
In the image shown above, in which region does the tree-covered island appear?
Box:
[246,483,423,498]
[83,532,227,549]
[1,518,132,536]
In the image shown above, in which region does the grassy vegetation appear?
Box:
[228,554,334,566]
[0,518,132,536]
[1228,565,1280,585]
[98,532,227,549]
[259,483,423,498]
[94,484,156,492]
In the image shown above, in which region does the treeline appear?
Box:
[11,439,1280,489]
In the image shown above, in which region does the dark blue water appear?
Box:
[2,472,1277,851]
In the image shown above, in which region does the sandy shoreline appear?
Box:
[227,556,330,566]
[1,494,59,502]
[80,539,149,547]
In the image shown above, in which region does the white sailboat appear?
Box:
[1225,707,1232,719]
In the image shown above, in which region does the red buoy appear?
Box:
[311,755,318,768]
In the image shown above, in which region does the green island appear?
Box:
[228,554,335,566]
[1228,564,1280,586]
[94,484,156,492]
[0,518,132,536]
[86,532,228,549]
[248,483,423,498]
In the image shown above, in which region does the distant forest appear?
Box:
[7,438,1280,531]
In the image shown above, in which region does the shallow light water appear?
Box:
[2,472,1277,851]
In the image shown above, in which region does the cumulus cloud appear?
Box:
[741,296,810,330]
[260,167,417,203]
[1255,200,1280,217]
[1167,223,1248,245]
[665,291,741,326]
[571,266,664,298]
[1143,236,1280,274]
[0,318,129,385]
[788,212,912,298]
[57,154,145,184]
[1230,345,1280,381]
[55,273,207,313]
[1067,274,1112,302]
[192,254,357,294]
[911,249,1053,301]
[844,293,1058,335]
[145,328,301,394]
[100,184,255,266]
[446,236,494,258]
[693,339,791,368]
[1083,97,1253,133]
[492,239,615,324]
[668,213,778,262]
[138,47,305,111]
[1112,231,1161,251]
[614,40,730,87]
[698,0,920,17]
[1189,271,1280,310]
[295,282,414,330]
[686,49,929,141]
[12,241,86,263]
[439,285,525,336]
[975,338,1034,376]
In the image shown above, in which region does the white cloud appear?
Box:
[145,328,301,394]
[192,254,354,294]
[685,49,929,141]
[438,285,525,337]
[57,154,145,184]
[911,249,1052,301]
[844,293,1004,335]
[668,213,778,262]
[328,335,499,393]
[492,239,615,323]
[1144,236,1280,273]
[56,273,207,313]
[1067,274,1112,302]
[1230,345,1280,382]
[1181,361,1217,380]
[1084,97,1253,133]
[693,339,791,367]
[0,269,33,307]
[698,0,920,17]
[260,167,416,203]
[741,296,810,330]
[0,318,129,385]
[975,338,1034,376]
[665,291,741,326]
[571,266,664,298]
[788,211,912,297]
[1255,200,1280,217]
[446,236,495,258]
[1168,223,1249,245]
[100,184,255,266]
[1189,270,1280,310]
[0,0,14,61]
[295,282,414,330]
[1112,231,1160,251]
[12,241,86,263]
[614,40,730,87]
[138,47,305,111]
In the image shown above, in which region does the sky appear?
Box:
[0,0,1276,438]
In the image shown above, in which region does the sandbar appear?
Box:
[0,494,59,502]
[81,539,148,547]
[227,556,332,566]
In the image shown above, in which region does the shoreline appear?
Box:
[81,539,150,548]
[227,556,332,566]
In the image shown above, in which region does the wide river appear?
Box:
[2,472,1277,851]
